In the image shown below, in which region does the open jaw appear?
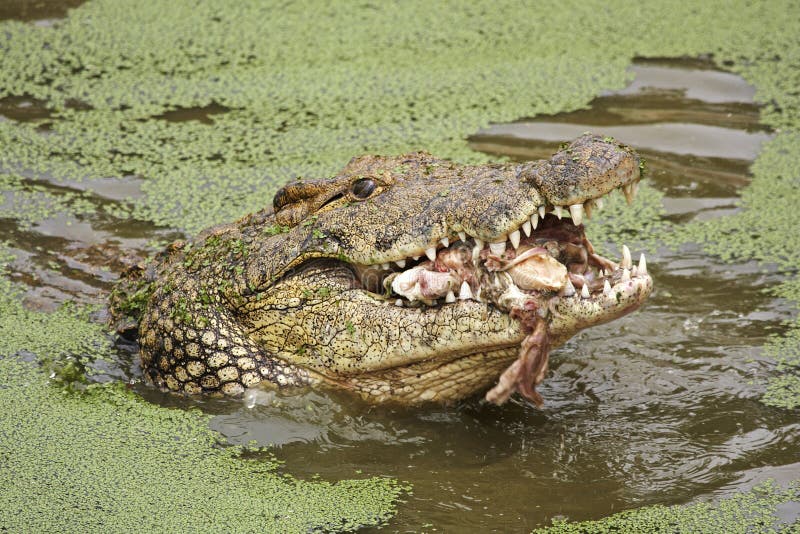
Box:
[345,182,652,406]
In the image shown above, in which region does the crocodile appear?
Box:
[110,134,652,405]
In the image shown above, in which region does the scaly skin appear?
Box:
[111,134,652,403]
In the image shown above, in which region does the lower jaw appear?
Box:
[318,270,652,404]
[332,347,521,404]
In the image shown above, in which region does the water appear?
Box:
[1,48,798,531]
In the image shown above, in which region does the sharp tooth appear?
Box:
[554,206,564,219]
[458,231,467,242]
[531,213,539,230]
[445,290,456,303]
[621,244,632,269]
[521,220,532,237]
[632,265,639,277]
[474,237,484,249]
[581,284,590,299]
[509,230,521,249]
[623,184,634,204]
[603,279,612,295]
[425,247,437,261]
[489,241,506,255]
[569,204,584,225]
[412,255,421,261]
[538,205,546,219]
[395,259,406,268]
[638,253,647,275]
[440,237,449,248]
[562,278,576,297]
[381,263,390,270]
[395,299,403,307]
[584,200,593,219]
[621,268,631,282]
[459,281,473,300]
[595,197,604,211]
[632,181,639,199]
[472,244,481,262]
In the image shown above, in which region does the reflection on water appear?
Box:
[2,54,798,531]
[475,121,771,160]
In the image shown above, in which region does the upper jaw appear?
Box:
[346,161,641,272]
[521,133,642,207]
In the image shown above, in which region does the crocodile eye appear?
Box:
[351,178,376,199]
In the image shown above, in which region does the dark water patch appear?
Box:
[0,95,91,124]
[0,95,52,122]
[154,103,231,125]
[0,0,86,22]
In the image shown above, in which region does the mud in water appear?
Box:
[2,55,798,531]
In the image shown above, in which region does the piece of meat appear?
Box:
[485,311,550,406]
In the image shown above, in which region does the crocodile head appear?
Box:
[118,134,652,405]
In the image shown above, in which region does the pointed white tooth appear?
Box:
[530,213,539,230]
[569,204,584,226]
[381,263,390,270]
[603,279,612,296]
[621,268,631,282]
[459,281,473,300]
[623,184,634,204]
[440,237,449,248]
[581,284,590,299]
[583,200,593,219]
[412,255,420,261]
[595,197,604,211]
[538,205,546,219]
[638,253,647,275]
[458,231,467,242]
[521,220,531,237]
[509,230,521,249]
[474,237,484,249]
[395,299,404,307]
[425,247,437,261]
[562,278,576,297]
[632,265,639,277]
[489,241,506,255]
[621,244,632,269]
[554,205,564,219]
[395,259,406,268]
[472,244,482,262]
[445,290,456,303]
[632,181,639,199]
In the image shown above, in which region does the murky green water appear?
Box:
[1,13,798,527]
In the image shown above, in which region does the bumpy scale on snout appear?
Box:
[113,134,652,405]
